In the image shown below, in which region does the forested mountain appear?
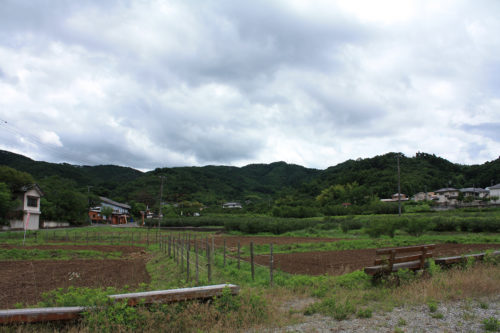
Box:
[0,149,498,210]
[0,150,143,189]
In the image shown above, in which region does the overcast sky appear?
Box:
[1,0,499,170]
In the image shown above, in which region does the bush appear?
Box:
[340,218,363,233]
[365,218,400,238]
[304,298,356,320]
[403,217,432,236]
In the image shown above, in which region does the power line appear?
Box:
[0,118,94,166]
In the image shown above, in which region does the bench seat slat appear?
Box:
[376,244,435,255]
[364,260,427,275]
[374,253,433,266]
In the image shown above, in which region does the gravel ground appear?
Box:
[273,296,500,333]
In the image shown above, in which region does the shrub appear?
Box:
[483,317,500,331]
[356,308,372,318]
[305,298,356,320]
[365,218,400,238]
[403,217,432,237]
[340,218,363,233]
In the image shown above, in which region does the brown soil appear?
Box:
[253,243,500,276]
[0,244,144,254]
[0,245,150,309]
[212,236,343,248]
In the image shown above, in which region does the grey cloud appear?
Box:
[462,123,500,142]
[1,1,500,169]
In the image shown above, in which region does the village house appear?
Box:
[459,187,489,199]
[434,188,460,205]
[411,192,437,201]
[222,202,242,209]
[489,184,500,203]
[89,196,131,224]
[380,193,409,202]
[9,184,43,230]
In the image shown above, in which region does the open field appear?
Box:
[1,215,499,331]
[0,257,150,309]
[253,243,500,275]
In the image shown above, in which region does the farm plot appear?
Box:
[0,245,150,309]
[212,235,343,247]
[253,243,500,276]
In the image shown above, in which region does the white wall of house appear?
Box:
[43,221,70,228]
[490,187,500,203]
[101,202,129,214]
[10,214,40,230]
[435,189,459,205]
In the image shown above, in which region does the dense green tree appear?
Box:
[39,176,88,224]
[0,165,35,192]
[0,182,18,224]
[100,206,114,222]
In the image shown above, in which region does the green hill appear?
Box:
[1,149,498,208]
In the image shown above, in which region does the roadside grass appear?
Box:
[0,248,123,260]
[302,263,500,322]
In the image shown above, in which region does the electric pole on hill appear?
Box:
[158,176,166,230]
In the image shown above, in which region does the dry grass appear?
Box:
[392,264,500,305]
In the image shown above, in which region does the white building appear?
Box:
[459,187,489,199]
[10,184,43,230]
[489,184,500,203]
[434,188,460,205]
[222,202,242,209]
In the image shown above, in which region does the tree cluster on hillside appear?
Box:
[0,150,499,223]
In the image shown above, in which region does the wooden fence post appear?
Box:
[237,241,241,270]
[270,243,274,286]
[207,237,212,282]
[195,236,199,284]
[186,237,190,282]
[251,242,255,281]
[223,238,226,267]
[168,235,171,257]
[173,237,176,261]
[212,236,215,265]
[181,238,184,273]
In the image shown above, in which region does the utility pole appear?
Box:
[397,154,401,216]
[87,186,93,225]
[158,176,165,230]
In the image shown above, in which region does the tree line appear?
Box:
[0,150,498,224]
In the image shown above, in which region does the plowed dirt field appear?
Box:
[253,243,500,275]
[0,245,150,309]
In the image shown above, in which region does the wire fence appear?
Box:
[0,227,277,286]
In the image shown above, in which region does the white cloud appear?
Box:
[0,0,499,170]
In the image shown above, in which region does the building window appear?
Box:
[27,196,38,208]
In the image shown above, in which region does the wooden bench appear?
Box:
[364,244,435,276]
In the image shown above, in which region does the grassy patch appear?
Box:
[0,248,122,260]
